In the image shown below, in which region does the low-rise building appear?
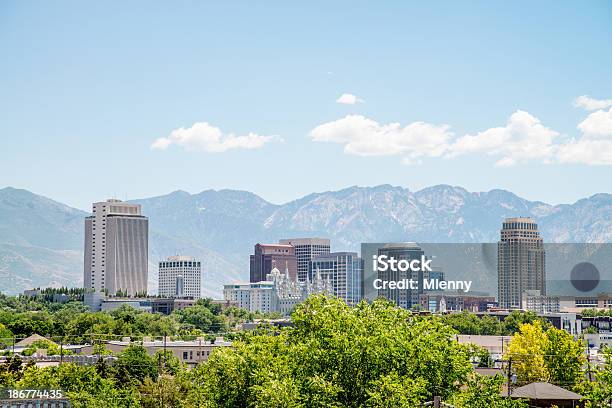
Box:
[85,293,198,314]
[101,298,152,312]
[102,337,232,367]
[420,291,497,312]
[455,334,512,367]
[472,310,581,335]
[522,290,560,314]
[559,293,612,311]
[223,284,252,310]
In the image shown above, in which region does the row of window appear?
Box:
[160,262,201,268]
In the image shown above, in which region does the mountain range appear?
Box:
[0,185,610,297]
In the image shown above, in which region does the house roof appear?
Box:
[510,382,583,400]
[15,334,51,347]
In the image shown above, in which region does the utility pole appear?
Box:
[158,352,162,376]
[161,335,166,408]
[60,339,63,365]
[507,357,512,397]
[586,340,593,382]
[163,334,167,370]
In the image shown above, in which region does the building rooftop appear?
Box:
[455,334,512,353]
[504,217,536,223]
[107,338,232,347]
[279,238,331,245]
[165,255,196,262]
[510,382,583,400]
[381,242,421,249]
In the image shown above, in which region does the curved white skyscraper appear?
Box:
[84,199,148,297]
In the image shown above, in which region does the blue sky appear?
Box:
[1,1,611,210]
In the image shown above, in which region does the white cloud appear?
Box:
[336,93,364,105]
[558,139,612,165]
[560,106,612,164]
[577,107,612,139]
[573,95,612,111]
[309,106,612,166]
[151,122,277,153]
[309,114,453,161]
[449,110,559,166]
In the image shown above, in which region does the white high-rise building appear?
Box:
[158,256,202,299]
[498,217,545,309]
[84,199,148,297]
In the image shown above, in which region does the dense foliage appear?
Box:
[1,294,610,406]
[183,295,523,407]
[441,310,551,336]
[0,295,279,344]
[0,295,529,407]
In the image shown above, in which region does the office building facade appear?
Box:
[498,217,546,309]
[376,243,434,309]
[279,238,331,282]
[158,255,202,299]
[84,199,148,297]
[249,243,297,282]
[309,252,363,306]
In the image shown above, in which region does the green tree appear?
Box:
[576,347,612,407]
[93,343,113,356]
[154,349,182,376]
[113,344,158,385]
[544,327,585,388]
[139,375,190,408]
[502,311,550,335]
[365,372,427,407]
[174,304,226,333]
[186,295,473,407]
[442,312,503,335]
[0,323,13,348]
[453,374,528,408]
[0,356,32,386]
[7,312,54,336]
[16,363,139,408]
[65,311,115,343]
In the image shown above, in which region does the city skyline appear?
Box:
[1,2,611,404]
[1,1,611,211]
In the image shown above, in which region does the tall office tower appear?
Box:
[376,243,432,309]
[158,256,202,299]
[249,243,298,282]
[84,199,148,297]
[309,252,363,306]
[498,217,546,309]
[279,238,331,282]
